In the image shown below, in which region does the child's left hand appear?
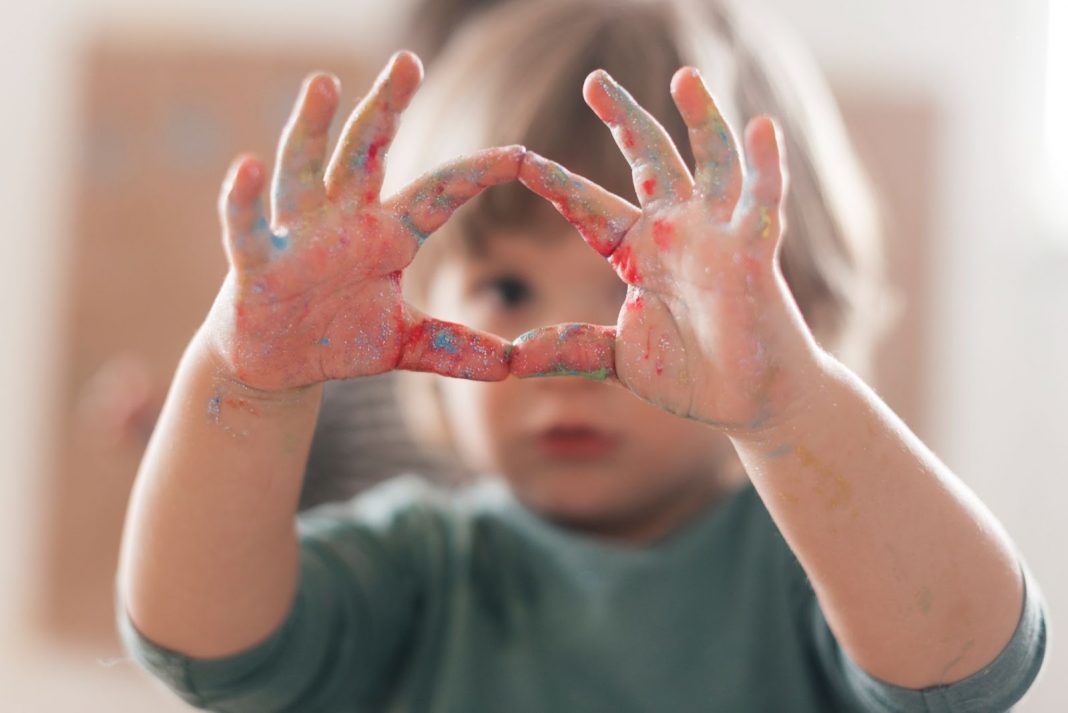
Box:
[513,67,821,436]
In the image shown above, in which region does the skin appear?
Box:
[119,48,1027,693]
[117,51,524,658]
[511,66,1026,689]
[208,51,523,392]
[427,226,743,542]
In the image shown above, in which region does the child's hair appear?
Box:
[385,0,895,456]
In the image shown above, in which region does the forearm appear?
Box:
[729,343,1024,689]
[117,326,323,658]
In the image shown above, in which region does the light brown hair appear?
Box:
[386,0,895,454]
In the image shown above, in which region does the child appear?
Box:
[116,0,1047,710]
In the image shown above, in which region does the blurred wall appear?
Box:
[1,0,1063,710]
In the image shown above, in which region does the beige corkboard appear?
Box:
[39,38,937,655]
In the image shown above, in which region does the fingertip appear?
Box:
[499,143,528,177]
[389,49,424,100]
[744,115,785,203]
[745,116,783,167]
[226,154,265,204]
[299,72,341,131]
[582,70,615,123]
[517,150,555,187]
[669,66,701,97]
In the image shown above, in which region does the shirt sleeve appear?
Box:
[806,559,1048,713]
[116,475,442,712]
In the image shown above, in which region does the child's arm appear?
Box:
[117,51,522,659]
[515,67,1036,691]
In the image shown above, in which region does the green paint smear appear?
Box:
[527,367,612,381]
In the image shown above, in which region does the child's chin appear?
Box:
[521,482,637,532]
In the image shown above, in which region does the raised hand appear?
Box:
[513,67,818,434]
[202,52,524,393]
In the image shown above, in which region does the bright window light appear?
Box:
[1047,0,1068,190]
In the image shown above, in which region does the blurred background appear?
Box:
[0,0,1064,709]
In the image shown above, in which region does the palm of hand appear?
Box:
[207,53,521,393]
[515,66,803,432]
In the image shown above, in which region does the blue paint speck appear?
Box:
[270,230,290,250]
[400,214,431,245]
[207,390,221,421]
[319,337,331,346]
[431,327,459,354]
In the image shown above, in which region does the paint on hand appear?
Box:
[207,389,222,423]
[509,323,616,380]
[610,244,642,284]
[400,213,431,245]
[525,366,613,380]
[758,206,773,240]
[431,325,460,354]
[270,229,291,251]
[652,219,675,250]
[318,337,331,346]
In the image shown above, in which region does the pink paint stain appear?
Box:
[364,138,386,173]
[642,178,657,197]
[610,244,641,284]
[621,128,637,149]
[652,219,675,250]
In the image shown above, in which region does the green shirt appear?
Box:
[118,475,1046,712]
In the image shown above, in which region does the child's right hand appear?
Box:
[201,51,523,394]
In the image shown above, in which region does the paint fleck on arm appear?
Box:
[207,389,222,423]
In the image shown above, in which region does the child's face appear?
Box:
[426,221,742,541]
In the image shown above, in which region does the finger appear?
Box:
[324,51,423,205]
[739,116,786,245]
[670,67,742,219]
[219,155,273,270]
[396,306,512,381]
[583,69,693,207]
[272,72,340,224]
[384,145,526,248]
[510,323,617,381]
[518,151,640,257]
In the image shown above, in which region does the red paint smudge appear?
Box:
[652,219,675,250]
[626,294,645,312]
[610,245,641,284]
[642,178,657,196]
[223,397,260,416]
[643,331,652,361]
[365,138,385,173]
[655,357,664,376]
[621,128,636,149]
[363,191,377,204]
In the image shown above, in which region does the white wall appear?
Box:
[766,1,1066,709]
[2,0,1063,709]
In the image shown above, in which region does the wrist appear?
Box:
[724,344,836,448]
[190,325,323,408]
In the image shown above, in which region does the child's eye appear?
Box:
[477,274,533,310]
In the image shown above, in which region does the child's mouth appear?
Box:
[536,426,620,458]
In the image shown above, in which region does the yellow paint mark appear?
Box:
[758,206,773,240]
[794,445,852,510]
[676,367,689,386]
